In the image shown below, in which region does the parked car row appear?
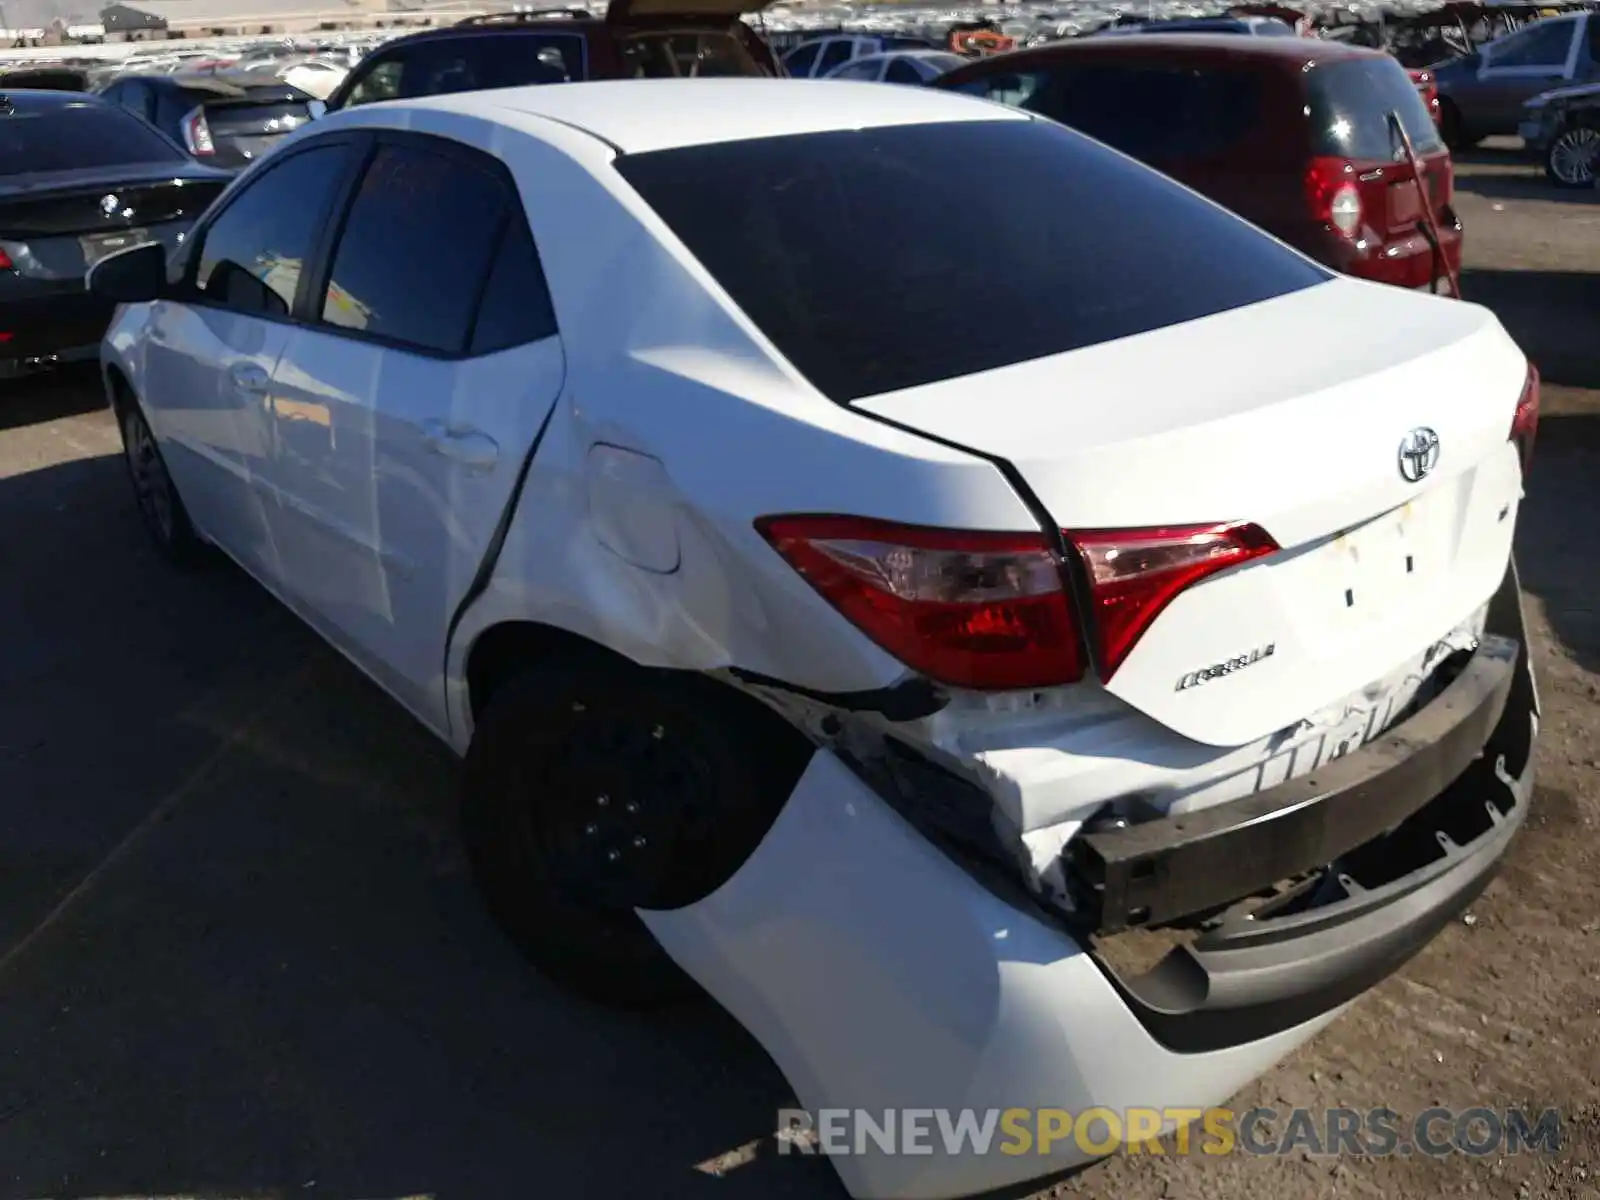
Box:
[84,72,1541,1200]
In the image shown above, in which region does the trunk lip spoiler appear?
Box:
[1076,557,1536,1053]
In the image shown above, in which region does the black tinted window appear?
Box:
[1307,57,1444,160]
[885,58,925,84]
[321,142,507,354]
[469,215,558,355]
[617,119,1327,403]
[196,143,350,316]
[403,34,583,96]
[0,100,181,174]
[818,41,854,73]
[784,42,821,75]
[1032,65,1262,160]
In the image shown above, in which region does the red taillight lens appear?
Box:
[0,246,13,271]
[1305,156,1362,239]
[181,106,216,156]
[1067,523,1279,682]
[1511,362,1540,472]
[756,515,1085,690]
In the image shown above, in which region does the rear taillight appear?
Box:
[0,246,13,271]
[1511,362,1540,472]
[1305,156,1362,239]
[1068,523,1279,681]
[181,105,215,156]
[757,516,1279,691]
[756,515,1084,690]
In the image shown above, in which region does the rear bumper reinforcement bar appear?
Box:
[1076,558,1538,1053]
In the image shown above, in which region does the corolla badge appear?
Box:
[1398,426,1441,483]
[100,193,120,217]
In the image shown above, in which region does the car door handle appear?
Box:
[419,420,498,469]
[228,362,270,395]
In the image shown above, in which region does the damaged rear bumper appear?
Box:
[640,561,1538,1200]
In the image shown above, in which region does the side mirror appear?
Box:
[306,99,327,119]
[87,241,170,304]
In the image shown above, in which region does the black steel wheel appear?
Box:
[461,656,813,1007]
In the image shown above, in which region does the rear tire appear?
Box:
[1544,124,1599,188]
[118,401,205,565]
[461,656,813,1008]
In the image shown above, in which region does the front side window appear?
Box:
[783,41,821,76]
[616,118,1328,404]
[343,58,403,107]
[817,40,854,74]
[194,143,353,317]
[319,141,507,354]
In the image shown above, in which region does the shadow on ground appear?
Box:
[0,454,839,1200]
[1460,268,1600,390]
[0,364,107,433]
[1516,411,1600,678]
[1453,170,1598,205]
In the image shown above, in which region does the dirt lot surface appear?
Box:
[0,143,1596,1200]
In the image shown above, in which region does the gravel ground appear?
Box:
[0,142,1595,1200]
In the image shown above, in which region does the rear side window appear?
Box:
[616,118,1327,403]
[469,215,558,355]
[1306,57,1444,160]
[817,40,854,74]
[0,100,181,173]
[320,141,508,354]
[343,34,583,106]
[1030,65,1263,160]
[885,58,926,85]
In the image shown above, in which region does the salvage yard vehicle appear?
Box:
[821,48,968,83]
[0,89,230,379]
[1520,79,1600,184]
[938,35,1462,294]
[94,78,1540,1200]
[321,2,781,113]
[1432,10,1600,148]
[97,72,322,171]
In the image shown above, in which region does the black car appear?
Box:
[0,90,231,377]
[97,72,319,170]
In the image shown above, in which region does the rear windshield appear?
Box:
[1307,57,1445,160]
[616,118,1329,403]
[0,100,183,174]
[618,30,769,78]
[188,97,311,130]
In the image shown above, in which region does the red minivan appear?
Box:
[936,35,1460,293]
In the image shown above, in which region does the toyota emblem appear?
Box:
[1398,427,1441,483]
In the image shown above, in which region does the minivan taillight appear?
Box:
[1305,156,1362,238]
[757,516,1279,690]
[1510,362,1540,472]
[180,105,215,156]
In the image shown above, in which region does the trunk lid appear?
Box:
[851,279,1529,748]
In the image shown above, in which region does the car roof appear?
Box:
[952,31,1385,74]
[399,77,1028,155]
[0,88,110,112]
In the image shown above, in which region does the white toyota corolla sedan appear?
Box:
[93,78,1540,1200]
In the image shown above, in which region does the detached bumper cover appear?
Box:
[641,561,1538,1200]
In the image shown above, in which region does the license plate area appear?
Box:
[1327,487,1459,622]
[80,227,152,270]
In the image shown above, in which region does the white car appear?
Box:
[92,78,1541,1200]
